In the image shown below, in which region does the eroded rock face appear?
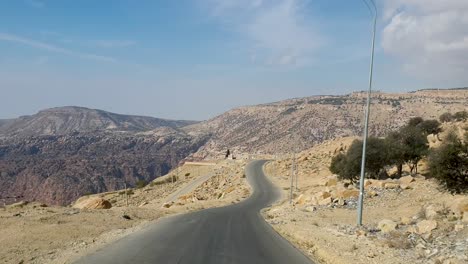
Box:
[0,131,209,206]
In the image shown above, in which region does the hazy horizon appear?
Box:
[1,1,467,120]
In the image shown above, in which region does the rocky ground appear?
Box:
[0,159,249,264]
[262,132,468,264]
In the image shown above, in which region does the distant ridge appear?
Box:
[0,106,198,137]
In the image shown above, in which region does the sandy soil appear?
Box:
[262,135,468,264]
[0,159,249,264]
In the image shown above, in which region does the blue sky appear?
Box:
[1,0,467,120]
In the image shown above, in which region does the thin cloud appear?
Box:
[24,0,45,8]
[382,0,468,81]
[93,40,137,48]
[206,0,322,67]
[0,33,117,63]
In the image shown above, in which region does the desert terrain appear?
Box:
[0,159,250,263]
[262,120,468,264]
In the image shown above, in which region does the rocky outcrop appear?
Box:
[73,196,112,209]
[0,131,209,205]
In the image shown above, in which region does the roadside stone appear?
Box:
[400,184,412,190]
[315,191,331,200]
[325,176,338,187]
[366,190,378,198]
[384,182,400,189]
[318,197,333,206]
[448,198,468,217]
[417,220,438,234]
[454,224,464,232]
[378,219,398,233]
[400,217,413,225]
[463,213,468,223]
[335,189,360,199]
[399,175,415,185]
[425,205,441,220]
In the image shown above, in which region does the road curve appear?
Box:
[75,160,313,264]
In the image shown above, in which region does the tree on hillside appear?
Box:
[399,125,429,174]
[408,117,424,127]
[417,119,442,135]
[429,131,468,193]
[385,131,407,177]
[330,137,388,183]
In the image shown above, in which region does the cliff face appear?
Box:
[187,89,468,157]
[0,130,209,205]
[0,106,197,137]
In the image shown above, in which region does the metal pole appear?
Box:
[124,181,128,207]
[357,0,377,226]
[295,156,298,191]
[290,152,294,204]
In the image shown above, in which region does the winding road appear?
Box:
[75,160,313,264]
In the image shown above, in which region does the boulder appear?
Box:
[325,177,338,187]
[73,197,112,210]
[315,191,332,200]
[335,189,360,199]
[424,205,440,220]
[378,219,398,233]
[384,182,400,189]
[463,212,468,223]
[305,206,317,212]
[399,176,415,185]
[448,197,468,217]
[318,197,333,206]
[400,217,413,225]
[417,220,438,234]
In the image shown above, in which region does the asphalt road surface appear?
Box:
[75,160,313,264]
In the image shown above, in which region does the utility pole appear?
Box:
[290,152,295,204]
[124,181,128,207]
[357,0,377,226]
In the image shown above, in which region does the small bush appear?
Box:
[429,132,468,193]
[185,173,190,177]
[439,112,454,123]
[136,180,147,189]
[454,110,468,121]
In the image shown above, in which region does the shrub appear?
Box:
[185,173,190,177]
[135,180,147,189]
[439,112,454,123]
[417,119,442,135]
[454,111,468,121]
[429,132,468,193]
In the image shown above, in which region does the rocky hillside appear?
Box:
[0,129,209,205]
[188,89,468,157]
[0,106,197,137]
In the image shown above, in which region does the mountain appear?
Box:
[0,106,197,137]
[0,107,205,205]
[188,89,468,157]
[1,88,467,205]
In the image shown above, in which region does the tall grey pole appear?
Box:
[290,152,295,204]
[357,0,377,226]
